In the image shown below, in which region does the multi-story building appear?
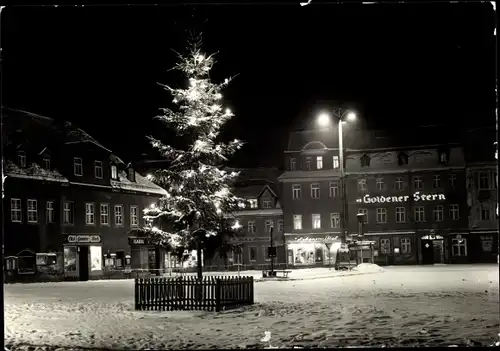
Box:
[465,127,498,263]
[278,130,344,267]
[204,168,285,269]
[344,127,469,265]
[2,108,166,281]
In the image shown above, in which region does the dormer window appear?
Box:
[73,157,83,176]
[290,157,296,171]
[360,154,371,167]
[262,200,273,209]
[94,161,103,179]
[316,156,323,170]
[111,165,118,180]
[397,152,408,166]
[332,156,340,169]
[248,199,258,209]
[439,151,448,164]
[17,152,26,168]
[128,168,135,182]
[42,155,50,170]
[304,157,311,170]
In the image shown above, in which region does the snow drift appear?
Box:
[352,263,385,273]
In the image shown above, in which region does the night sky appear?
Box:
[2,3,496,168]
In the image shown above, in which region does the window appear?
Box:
[312,214,321,229]
[433,205,444,222]
[290,157,296,170]
[111,165,118,179]
[493,171,497,189]
[114,205,123,226]
[292,184,301,200]
[451,238,467,256]
[479,172,490,190]
[395,177,404,191]
[46,201,55,223]
[316,156,323,170]
[449,204,459,221]
[376,178,384,191]
[130,206,139,226]
[128,168,135,182]
[248,220,256,233]
[42,155,51,170]
[100,204,109,225]
[414,206,425,222]
[449,174,456,187]
[413,176,423,190]
[265,220,273,233]
[11,198,21,222]
[262,200,272,209]
[293,214,302,230]
[330,213,340,228]
[248,199,258,208]
[397,152,408,165]
[433,175,441,188]
[329,181,339,198]
[94,161,103,179]
[401,238,411,253]
[395,207,406,223]
[277,219,284,232]
[376,208,387,223]
[360,154,371,167]
[358,179,367,192]
[380,238,391,254]
[27,199,38,223]
[73,157,83,176]
[439,151,448,164]
[310,183,320,199]
[480,203,491,221]
[304,158,311,170]
[17,152,26,167]
[63,202,74,224]
[249,247,257,261]
[358,208,368,223]
[85,203,95,225]
[332,156,340,169]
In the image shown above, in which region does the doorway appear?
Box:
[78,246,89,281]
[432,240,444,263]
[421,239,445,264]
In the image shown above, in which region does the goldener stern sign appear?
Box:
[356,191,446,204]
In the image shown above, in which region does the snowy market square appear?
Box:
[5,264,500,349]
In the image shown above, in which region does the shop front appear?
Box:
[285,234,342,267]
[467,231,498,263]
[63,234,102,281]
[128,236,165,274]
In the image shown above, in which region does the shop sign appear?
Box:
[290,235,340,243]
[66,235,101,244]
[480,236,493,252]
[356,191,446,204]
[128,237,149,245]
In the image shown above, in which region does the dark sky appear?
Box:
[2,3,496,168]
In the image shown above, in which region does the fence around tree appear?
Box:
[135,276,254,312]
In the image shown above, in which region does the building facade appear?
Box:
[465,127,498,263]
[3,108,166,281]
[278,130,344,267]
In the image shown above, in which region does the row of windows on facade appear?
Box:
[244,219,284,233]
[16,152,133,181]
[291,175,458,200]
[290,205,462,230]
[228,245,285,263]
[376,237,467,257]
[289,151,449,171]
[246,198,274,209]
[10,199,142,226]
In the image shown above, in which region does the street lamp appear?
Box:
[317,108,357,244]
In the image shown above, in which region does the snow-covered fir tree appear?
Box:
[141,39,246,269]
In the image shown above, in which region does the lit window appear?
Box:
[248,199,258,208]
[27,199,38,223]
[10,198,22,222]
[293,214,302,230]
[451,238,467,257]
[111,165,118,179]
[316,156,323,170]
[130,206,139,226]
[100,204,109,225]
[114,205,123,226]
[312,214,321,229]
[332,156,339,169]
[85,203,95,225]
[380,238,391,254]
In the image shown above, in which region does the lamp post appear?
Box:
[317,109,356,244]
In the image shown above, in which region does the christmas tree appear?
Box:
[142,38,246,279]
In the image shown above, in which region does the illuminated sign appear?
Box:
[66,235,101,244]
[290,235,340,243]
[356,192,446,204]
[128,237,148,245]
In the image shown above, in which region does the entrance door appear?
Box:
[432,240,444,263]
[78,246,89,281]
[421,240,434,265]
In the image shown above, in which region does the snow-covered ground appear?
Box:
[5,264,499,349]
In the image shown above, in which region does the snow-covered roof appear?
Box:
[110,170,167,196]
[5,161,69,183]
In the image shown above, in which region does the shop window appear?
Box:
[452,238,467,257]
[36,253,48,266]
[480,236,493,252]
[17,250,36,274]
[5,256,18,271]
[105,253,116,267]
[64,246,77,272]
[248,246,257,262]
[401,238,411,254]
[148,248,157,270]
[315,246,323,263]
[380,238,391,254]
[116,251,125,268]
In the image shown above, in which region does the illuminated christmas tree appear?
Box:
[142,38,245,278]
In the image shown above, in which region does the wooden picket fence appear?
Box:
[135,276,254,312]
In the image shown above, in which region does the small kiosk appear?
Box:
[128,234,165,275]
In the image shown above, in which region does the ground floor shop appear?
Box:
[466,230,498,263]
[285,233,342,267]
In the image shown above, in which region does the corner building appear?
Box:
[344,127,469,265]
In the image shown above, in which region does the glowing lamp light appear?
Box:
[215,93,222,99]
[150,203,156,209]
[317,113,331,127]
[231,220,242,230]
[225,108,232,115]
[346,112,356,121]
[146,174,153,180]
[197,54,205,61]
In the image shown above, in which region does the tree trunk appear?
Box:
[197,241,203,281]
